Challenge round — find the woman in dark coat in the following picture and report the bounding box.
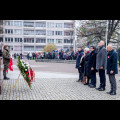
[80,48,90,84]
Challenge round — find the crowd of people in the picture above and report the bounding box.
[76,40,119,95]
[13,50,78,60]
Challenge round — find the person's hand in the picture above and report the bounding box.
[110,70,114,74]
[91,67,94,70]
[100,66,103,69]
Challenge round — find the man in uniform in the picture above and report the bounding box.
[3,45,10,80]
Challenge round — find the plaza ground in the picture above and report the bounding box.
[0,59,120,100]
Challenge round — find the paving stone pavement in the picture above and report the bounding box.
[1,59,120,100]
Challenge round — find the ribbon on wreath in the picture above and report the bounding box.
[30,66,35,82]
[26,66,35,85]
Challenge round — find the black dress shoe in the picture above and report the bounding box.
[76,80,81,82]
[110,91,116,95]
[89,84,96,88]
[106,90,113,94]
[96,86,101,90]
[84,83,89,85]
[4,77,10,80]
[98,87,105,91]
[88,83,92,86]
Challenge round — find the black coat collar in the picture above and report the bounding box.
[91,50,95,54]
[108,49,114,55]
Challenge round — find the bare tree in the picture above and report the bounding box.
[77,20,120,46]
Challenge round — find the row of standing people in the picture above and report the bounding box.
[25,51,78,60]
[76,41,118,95]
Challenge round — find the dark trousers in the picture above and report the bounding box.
[91,71,96,86]
[119,56,120,67]
[99,69,106,88]
[3,64,9,77]
[108,74,117,92]
[78,67,83,81]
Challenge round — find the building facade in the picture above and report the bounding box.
[0,20,76,55]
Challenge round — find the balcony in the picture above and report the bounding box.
[64,20,74,23]
[35,43,46,46]
[23,43,35,47]
[35,34,46,37]
[35,27,46,30]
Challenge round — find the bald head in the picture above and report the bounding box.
[98,41,105,47]
[107,44,113,52]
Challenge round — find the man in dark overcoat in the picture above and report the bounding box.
[106,45,118,95]
[76,46,84,82]
[88,46,97,88]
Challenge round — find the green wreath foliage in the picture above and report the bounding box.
[17,57,31,88]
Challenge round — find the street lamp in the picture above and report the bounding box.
[105,20,109,49]
[70,31,73,51]
[21,39,23,59]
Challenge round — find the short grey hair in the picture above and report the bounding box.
[100,40,105,45]
[107,44,113,48]
[84,48,90,51]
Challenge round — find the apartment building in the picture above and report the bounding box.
[0,20,76,55]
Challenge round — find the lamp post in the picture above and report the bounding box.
[105,20,109,49]
[74,20,77,52]
[70,31,73,51]
[21,39,23,59]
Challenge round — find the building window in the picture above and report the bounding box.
[36,46,45,51]
[55,31,63,35]
[15,38,22,42]
[5,21,13,26]
[14,21,22,26]
[47,30,54,36]
[47,22,54,28]
[24,22,34,27]
[24,30,34,35]
[5,37,13,43]
[14,29,22,35]
[8,38,10,42]
[5,29,13,34]
[64,31,73,36]
[56,39,62,44]
[8,46,13,51]
[14,46,22,51]
[24,46,34,51]
[24,38,34,43]
[0,38,3,42]
[36,38,46,43]
[47,39,54,43]
[56,23,62,28]
[36,22,46,27]
[64,23,73,28]
[64,39,73,43]
[11,38,13,42]
[35,30,46,35]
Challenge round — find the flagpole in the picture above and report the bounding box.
[106,20,108,48]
